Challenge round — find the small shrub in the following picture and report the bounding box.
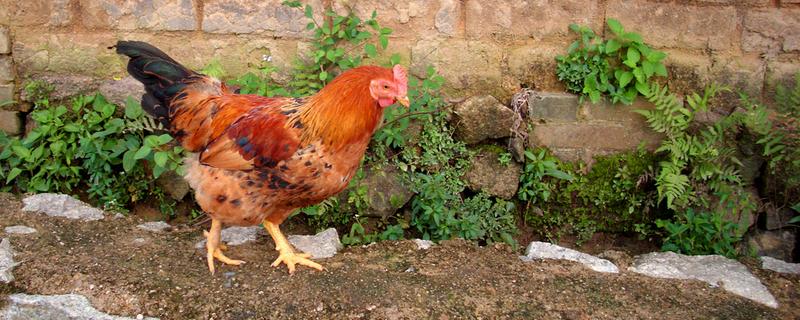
[656,208,741,258]
[556,19,667,104]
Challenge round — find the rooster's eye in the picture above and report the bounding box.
[383,85,389,89]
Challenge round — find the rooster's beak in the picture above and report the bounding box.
[397,96,410,107]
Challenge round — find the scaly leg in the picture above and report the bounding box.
[263,219,324,274]
[205,218,245,274]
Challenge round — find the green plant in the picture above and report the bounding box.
[0,89,183,212]
[656,208,741,258]
[556,19,667,104]
[518,148,573,205]
[282,0,396,96]
[498,152,512,166]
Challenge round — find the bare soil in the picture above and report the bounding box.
[0,193,797,320]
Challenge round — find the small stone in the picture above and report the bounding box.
[519,241,619,273]
[136,221,171,233]
[434,0,459,36]
[0,84,14,104]
[155,170,190,201]
[0,56,13,82]
[22,193,104,221]
[0,26,9,54]
[342,166,413,219]
[288,228,342,259]
[0,110,21,136]
[97,76,144,107]
[528,92,579,122]
[629,252,778,308]
[464,149,522,199]
[747,230,795,263]
[760,256,800,275]
[195,226,261,249]
[412,239,434,250]
[0,239,16,283]
[0,293,159,319]
[452,95,518,144]
[4,226,37,235]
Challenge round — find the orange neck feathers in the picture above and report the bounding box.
[299,66,392,149]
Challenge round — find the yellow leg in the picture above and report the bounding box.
[263,220,324,274]
[205,219,245,274]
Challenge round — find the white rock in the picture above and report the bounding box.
[0,293,158,320]
[195,226,262,249]
[519,241,619,273]
[630,252,778,308]
[0,238,15,283]
[22,193,104,221]
[136,221,171,233]
[412,239,434,250]
[4,225,37,235]
[760,256,800,275]
[288,228,342,259]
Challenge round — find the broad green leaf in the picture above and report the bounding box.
[605,39,622,53]
[6,168,21,184]
[619,71,634,88]
[627,47,640,65]
[133,145,151,160]
[154,151,168,167]
[642,60,656,77]
[607,18,624,35]
[646,51,668,62]
[364,43,377,58]
[319,71,328,81]
[654,63,668,77]
[304,4,313,18]
[122,149,136,172]
[635,81,650,95]
[623,32,643,43]
[11,146,30,159]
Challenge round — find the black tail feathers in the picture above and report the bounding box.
[113,40,196,128]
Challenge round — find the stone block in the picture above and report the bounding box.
[743,8,800,53]
[80,0,195,31]
[529,123,662,151]
[528,92,579,122]
[0,110,21,136]
[0,26,9,54]
[607,1,738,50]
[466,0,601,40]
[0,84,12,103]
[464,150,522,199]
[581,97,655,124]
[1,0,72,27]
[507,43,565,92]
[0,56,12,82]
[453,95,518,144]
[204,0,323,36]
[765,61,800,101]
[333,0,441,38]
[410,38,504,97]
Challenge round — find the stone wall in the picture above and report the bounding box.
[0,0,799,155]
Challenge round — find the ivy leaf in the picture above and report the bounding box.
[607,18,624,35]
[364,43,377,58]
[605,39,622,53]
[154,151,168,167]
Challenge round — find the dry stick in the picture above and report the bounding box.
[378,109,441,131]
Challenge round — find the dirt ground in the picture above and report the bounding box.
[0,193,797,320]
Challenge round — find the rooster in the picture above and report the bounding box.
[115,41,409,274]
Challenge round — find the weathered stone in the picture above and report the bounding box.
[1,0,72,27]
[629,252,778,308]
[287,228,342,259]
[764,204,795,230]
[507,44,565,92]
[412,239,434,250]
[0,110,21,135]
[528,92,579,122]
[581,98,656,124]
[529,123,662,151]
[333,0,434,39]
[0,84,13,103]
[155,170,190,201]
[22,193,104,221]
[434,0,460,36]
[743,8,800,53]
[97,76,145,107]
[662,50,713,97]
[81,0,195,31]
[203,0,323,36]
[452,95,517,144]
[608,1,738,51]
[0,238,15,283]
[0,26,9,54]
[760,256,800,274]
[195,226,262,249]
[717,186,759,232]
[466,0,601,40]
[136,221,171,233]
[710,55,766,99]
[11,31,124,78]
[348,166,413,219]
[410,39,505,97]
[747,230,795,262]
[464,149,522,199]
[0,56,13,82]
[4,226,36,235]
[766,61,800,99]
[0,294,157,320]
[520,241,619,273]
